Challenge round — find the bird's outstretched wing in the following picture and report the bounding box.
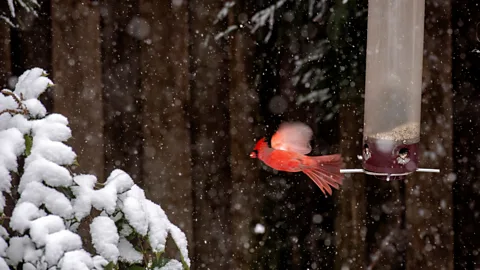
[271,122,313,154]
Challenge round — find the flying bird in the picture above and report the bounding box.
[250,122,344,195]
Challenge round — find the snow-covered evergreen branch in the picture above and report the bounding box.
[2,0,41,27]
[0,68,190,269]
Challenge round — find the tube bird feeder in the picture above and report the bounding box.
[340,0,439,180]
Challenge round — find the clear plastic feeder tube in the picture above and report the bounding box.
[362,0,425,175]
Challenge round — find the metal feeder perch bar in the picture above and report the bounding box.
[340,0,439,180]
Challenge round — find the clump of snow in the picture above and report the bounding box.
[19,181,73,218]
[92,255,109,269]
[45,230,83,265]
[90,216,119,262]
[121,185,148,235]
[169,224,190,266]
[14,68,53,100]
[20,157,73,192]
[71,170,134,220]
[118,237,143,263]
[6,236,40,265]
[0,128,25,211]
[254,223,266,234]
[23,98,46,117]
[59,250,94,270]
[10,202,45,233]
[145,200,169,252]
[160,260,183,270]
[29,215,65,246]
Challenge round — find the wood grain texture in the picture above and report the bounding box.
[406,0,454,268]
[228,1,262,268]
[52,0,104,179]
[451,0,480,268]
[101,0,143,182]
[139,0,194,254]
[0,19,10,88]
[336,98,367,270]
[188,0,233,268]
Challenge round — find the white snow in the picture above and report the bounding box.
[118,237,143,263]
[119,223,134,237]
[0,258,8,270]
[105,169,135,194]
[92,255,108,270]
[214,1,235,24]
[121,186,148,235]
[45,230,83,265]
[10,202,45,233]
[20,157,73,192]
[145,200,169,252]
[0,68,191,269]
[31,114,72,141]
[19,181,73,218]
[7,0,15,18]
[6,236,40,265]
[126,16,151,40]
[29,215,65,246]
[59,250,94,270]
[14,68,53,100]
[169,224,190,267]
[158,259,183,270]
[0,128,25,211]
[8,114,31,133]
[23,98,46,118]
[72,170,134,220]
[90,216,119,263]
[250,0,287,42]
[0,238,7,256]
[30,137,76,165]
[254,223,266,234]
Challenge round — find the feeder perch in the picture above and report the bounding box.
[340,0,439,180]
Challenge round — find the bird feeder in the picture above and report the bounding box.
[341,0,439,180]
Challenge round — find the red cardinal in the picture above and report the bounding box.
[250,122,344,195]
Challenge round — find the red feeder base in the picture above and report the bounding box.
[362,138,419,180]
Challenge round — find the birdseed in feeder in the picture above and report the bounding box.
[368,122,420,142]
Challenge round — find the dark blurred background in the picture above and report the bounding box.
[0,0,479,269]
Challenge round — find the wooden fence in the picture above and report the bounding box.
[0,0,479,269]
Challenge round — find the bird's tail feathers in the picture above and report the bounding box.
[302,154,344,196]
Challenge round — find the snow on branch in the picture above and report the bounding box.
[214,1,235,24]
[0,68,191,270]
[2,0,41,26]
[250,0,287,42]
[212,0,287,42]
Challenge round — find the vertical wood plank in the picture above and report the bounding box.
[451,0,480,268]
[101,0,143,181]
[333,2,368,268]
[139,0,193,253]
[52,0,104,180]
[228,2,261,268]
[189,0,232,268]
[335,98,367,270]
[0,20,10,88]
[365,179,405,270]
[406,0,454,268]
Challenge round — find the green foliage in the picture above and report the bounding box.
[23,134,32,156]
[105,262,116,270]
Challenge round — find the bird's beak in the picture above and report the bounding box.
[249,152,257,158]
